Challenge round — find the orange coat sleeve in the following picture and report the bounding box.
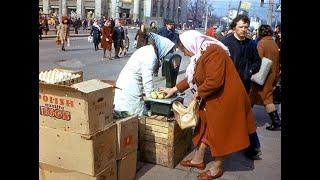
[197,50,226,99]
[176,78,190,93]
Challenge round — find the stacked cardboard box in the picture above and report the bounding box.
[39,77,117,179]
[139,115,193,168]
[115,115,139,180]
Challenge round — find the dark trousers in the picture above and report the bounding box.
[249,131,261,151]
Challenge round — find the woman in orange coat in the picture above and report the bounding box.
[249,25,281,131]
[161,30,257,179]
[101,20,114,60]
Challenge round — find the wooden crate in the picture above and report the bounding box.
[39,123,117,176]
[39,79,115,135]
[117,150,137,180]
[138,115,193,168]
[39,161,117,180]
[116,115,139,160]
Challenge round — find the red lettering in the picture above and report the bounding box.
[47,108,54,117]
[39,106,47,116]
[59,99,64,106]
[63,111,71,121]
[43,95,48,102]
[54,97,59,104]
[39,106,71,121]
[66,100,74,107]
[49,97,54,103]
[54,110,63,119]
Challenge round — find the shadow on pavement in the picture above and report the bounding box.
[135,163,156,179]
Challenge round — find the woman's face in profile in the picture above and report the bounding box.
[178,43,194,57]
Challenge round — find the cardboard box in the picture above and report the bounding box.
[39,161,117,180]
[39,123,117,176]
[39,79,115,135]
[117,150,137,180]
[116,115,139,159]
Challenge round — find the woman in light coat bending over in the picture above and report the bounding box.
[113,33,175,116]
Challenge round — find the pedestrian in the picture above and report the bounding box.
[101,20,114,60]
[73,17,81,34]
[134,24,148,49]
[249,25,281,131]
[119,20,129,56]
[149,21,158,33]
[206,24,217,38]
[158,19,175,42]
[221,14,262,159]
[39,20,44,40]
[160,30,257,179]
[112,20,125,58]
[56,16,70,51]
[90,20,101,51]
[113,33,174,116]
[156,19,176,77]
[274,25,281,50]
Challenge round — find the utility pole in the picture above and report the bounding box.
[267,0,274,26]
[236,1,242,16]
[205,0,208,32]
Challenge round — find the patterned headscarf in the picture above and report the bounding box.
[149,32,175,59]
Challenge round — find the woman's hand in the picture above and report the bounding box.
[160,86,178,98]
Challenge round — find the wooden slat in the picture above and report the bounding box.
[145,118,169,128]
[145,130,168,139]
[145,124,169,133]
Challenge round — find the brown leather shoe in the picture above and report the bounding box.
[180,160,205,170]
[197,170,223,180]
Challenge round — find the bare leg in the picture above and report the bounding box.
[208,157,224,176]
[191,142,207,164]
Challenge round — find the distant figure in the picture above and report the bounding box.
[101,20,114,60]
[134,24,148,49]
[90,20,101,51]
[206,25,217,38]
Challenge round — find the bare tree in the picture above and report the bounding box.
[187,0,215,28]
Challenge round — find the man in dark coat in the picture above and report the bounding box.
[155,19,176,77]
[221,15,262,160]
[113,20,125,58]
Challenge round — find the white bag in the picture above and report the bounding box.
[87,36,93,43]
[251,57,273,85]
[172,96,199,130]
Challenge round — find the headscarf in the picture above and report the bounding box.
[179,30,230,87]
[149,32,175,59]
[93,21,101,30]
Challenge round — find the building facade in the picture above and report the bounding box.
[39,0,187,26]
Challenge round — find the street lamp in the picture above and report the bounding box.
[178,6,181,24]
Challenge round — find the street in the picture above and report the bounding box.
[39,30,281,179]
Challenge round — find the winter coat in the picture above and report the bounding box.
[249,36,280,105]
[176,44,256,157]
[100,26,114,50]
[222,34,261,92]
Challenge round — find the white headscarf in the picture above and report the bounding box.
[179,30,230,87]
[149,32,175,59]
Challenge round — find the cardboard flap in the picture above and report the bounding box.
[71,79,114,93]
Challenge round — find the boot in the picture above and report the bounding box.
[266,111,281,131]
[61,44,65,51]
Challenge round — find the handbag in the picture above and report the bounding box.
[172,95,199,130]
[251,57,273,85]
[87,35,93,43]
